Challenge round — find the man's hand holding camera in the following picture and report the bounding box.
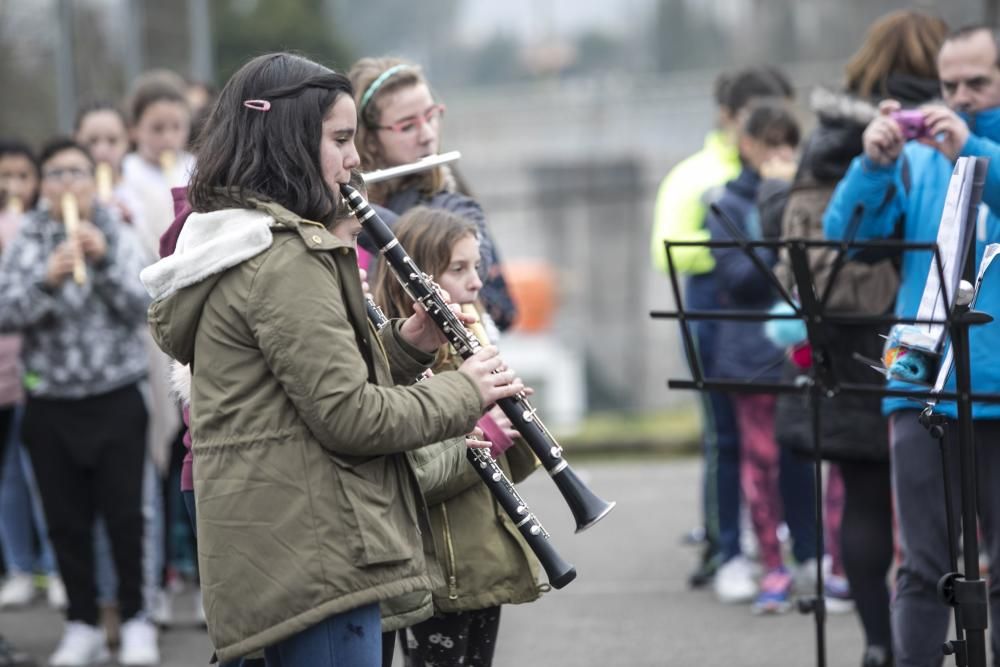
[863,100,906,166]
[917,105,970,161]
[864,98,972,166]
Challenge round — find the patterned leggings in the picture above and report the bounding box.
[403,606,501,667]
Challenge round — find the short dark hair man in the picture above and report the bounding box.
[825,26,1000,666]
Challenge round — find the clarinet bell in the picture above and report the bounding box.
[553,466,616,533]
[529,531,576,589]
[543,552,577,590]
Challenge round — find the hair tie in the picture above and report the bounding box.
[360,65,410,113]
[243,99,271,112]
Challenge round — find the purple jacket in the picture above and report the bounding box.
[161,187,195,492]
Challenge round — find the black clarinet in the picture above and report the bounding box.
[365,296,576,589]
[344,183,616,532]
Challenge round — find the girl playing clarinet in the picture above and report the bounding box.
[374,206,542,667]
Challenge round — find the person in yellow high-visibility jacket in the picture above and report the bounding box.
[651,67,795,276]
[650,127,740,276]
[652,66,794,597]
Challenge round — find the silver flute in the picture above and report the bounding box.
[360,151,462,185]
[364,296,576,589]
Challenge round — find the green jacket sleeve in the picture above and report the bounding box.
[406,438,482,506]
[247,245,482,457]
[380,320,437,385]
[650,134,740,276]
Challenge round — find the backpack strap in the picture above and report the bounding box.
[901,154,912,196]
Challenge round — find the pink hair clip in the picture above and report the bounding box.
[243,99,271,112]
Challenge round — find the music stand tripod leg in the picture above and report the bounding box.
[918,406,968,666]
[940,305,991,667]
[918,295,992,667]
[786,241,829,667]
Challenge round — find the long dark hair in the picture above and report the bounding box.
[189,53,353,224]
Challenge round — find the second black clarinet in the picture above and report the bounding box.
[344,183,615,532]
[365,297,576,589]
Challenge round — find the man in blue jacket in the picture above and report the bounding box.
[824,25,1000,667]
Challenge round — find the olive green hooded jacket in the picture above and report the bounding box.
[141,200,482,662]
[409,430,542,614]
[404,350,543,616]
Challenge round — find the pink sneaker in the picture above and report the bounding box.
[752,567,793,615]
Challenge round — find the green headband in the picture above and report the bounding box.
[360,64,411,113]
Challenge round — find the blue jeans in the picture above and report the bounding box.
[686,274,742,564]
[703,390,741,563]
[264,603,381,667]
[0,408,57,575]
[779,447,818,565]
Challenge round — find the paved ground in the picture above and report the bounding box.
[1,458,882,666]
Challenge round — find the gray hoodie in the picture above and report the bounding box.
[0,204,150,399]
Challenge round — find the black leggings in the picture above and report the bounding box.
[22,385,148,625]
[403,607,501,667]
[839,460,894,652]
[0,406,12,579]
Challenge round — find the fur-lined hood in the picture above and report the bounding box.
[796,89,875,185]
[139,208,274,303]
[809,87,878,126]
[140,207,277,406]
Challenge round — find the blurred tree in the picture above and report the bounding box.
[143,0,191,75]
[652,0,728,72]
[469,32,524,85]
[74,3,127,109]
[333,0,461,77]
[573,30,624,74]
[0,2,57,145]
[987,0,1000,26]
[211,0,353,82]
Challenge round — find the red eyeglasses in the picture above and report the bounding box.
[375,104,446,134]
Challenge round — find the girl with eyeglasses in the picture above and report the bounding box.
[349,58,518,334]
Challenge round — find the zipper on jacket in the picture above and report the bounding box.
[440,503,458,600]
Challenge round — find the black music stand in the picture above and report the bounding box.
[650,163,999,667]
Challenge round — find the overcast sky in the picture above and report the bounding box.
[453,0,656,45]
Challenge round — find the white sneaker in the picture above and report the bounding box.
[118,617,159,666]
[794,557,819,594]
[193,588,206,625]
[47,575,68,610]
[0,572,36,607]
[714,555,759,604]
[149,589,172,627]
[49,621,110,666]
